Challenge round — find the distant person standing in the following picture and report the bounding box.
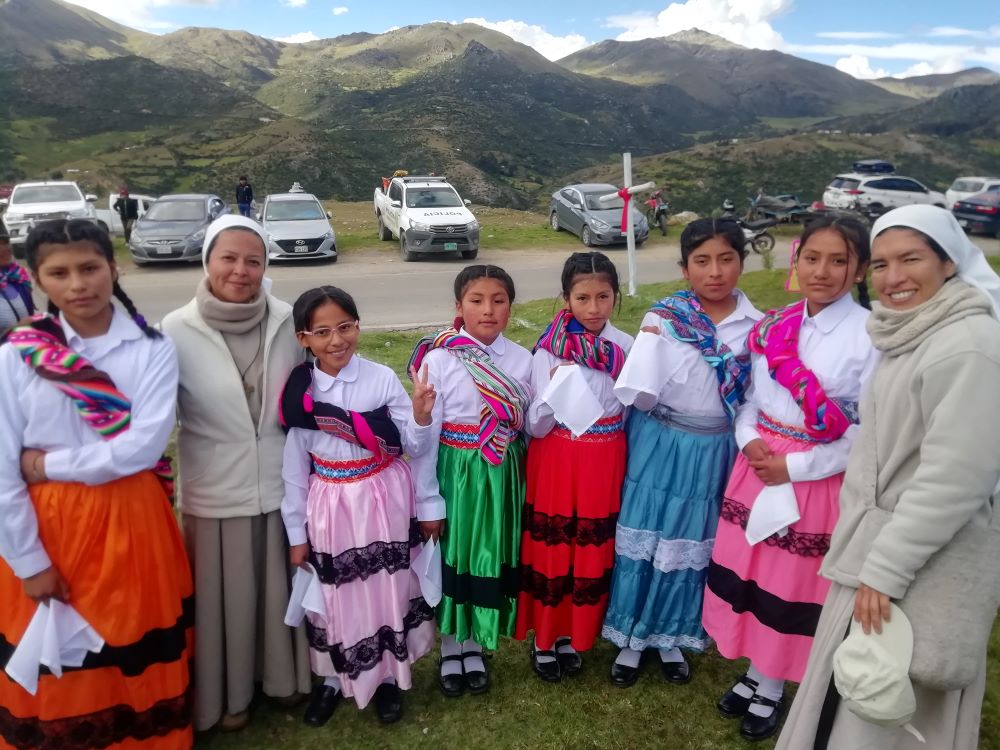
[0,219,35,331]
[113,188,139,243]
[236,175,254,217]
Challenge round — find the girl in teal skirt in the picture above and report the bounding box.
[408,265,533,697]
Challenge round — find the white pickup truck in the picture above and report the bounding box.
[0,181,98,257]
[95,193,156,235]
[373,175,480,262]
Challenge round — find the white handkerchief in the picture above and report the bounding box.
[284,564,327,628]
[745,483,800,545]
[5,601,104,695]
[613,330,664,406]
[413,539,442,607]
[541,364,604,438]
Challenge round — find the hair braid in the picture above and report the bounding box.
[856,278,872,310]
[113,280,161,338]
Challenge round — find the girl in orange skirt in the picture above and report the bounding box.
[515,252,632,681]
[0,220,193,750]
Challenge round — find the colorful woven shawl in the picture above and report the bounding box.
[279,362,402,460]
[748,299,853,442]
[648,290,751,422]
[408,326,529,466]
[3,314,175,500]
[533,309,626,378]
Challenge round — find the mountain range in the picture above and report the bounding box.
[1,0,998,210]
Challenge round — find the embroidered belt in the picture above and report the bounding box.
[552,414,624,443]
[311,454,390,483]
[756,412,822,444]
[440,422,480,450]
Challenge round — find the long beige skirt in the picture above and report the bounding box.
[184,511,312,732]
[777,581,986,750]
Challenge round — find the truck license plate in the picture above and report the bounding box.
[444,242,458,251]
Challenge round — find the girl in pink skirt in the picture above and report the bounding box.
[280,286,437,727]
[702,217,879,742]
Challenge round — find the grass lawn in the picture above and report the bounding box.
[197,265,1000,750]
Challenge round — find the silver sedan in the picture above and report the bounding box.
[549,183,649,247]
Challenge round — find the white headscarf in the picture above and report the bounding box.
[872,204,1000,320]
[201,214,269,273]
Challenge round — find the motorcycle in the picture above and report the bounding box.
[747,188,810,223]
[644,190,670,236]
[738,216,777,254]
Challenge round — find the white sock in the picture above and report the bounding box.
[746,664,784,717]
[440,634,463,677]
[461,639,485,673]
[658,646,684,664]
[322,676,342,692]
[533,637,557,664]
[554,637,577,656]
[614,647,641,668]
[731,668,758,700]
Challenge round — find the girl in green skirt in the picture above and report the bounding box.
[408,265,533,697]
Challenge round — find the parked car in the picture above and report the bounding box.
[822,173,946,212]
[95,193,156,235]
[260,192,337,262]
[549,183,649,247]
[374,175,479,262]
[128,194,227,265]
[952,189,1000,238]
[946,176,1000,210]
[0,181,98,257]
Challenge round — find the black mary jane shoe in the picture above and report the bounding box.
[303,684,342,727]
[609,659,640,688]
[462,651,490,695]
[739,694,786,742]
[438,655,466,698]
[717,675,759,719]
[659,655,692,685]
[373,682,404,725]
[554,637,583,677]
[530,644,562,683]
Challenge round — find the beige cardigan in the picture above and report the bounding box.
[822,282,1000,599]
[162,294,304,519]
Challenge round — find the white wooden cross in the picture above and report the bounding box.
[599,152,655,296]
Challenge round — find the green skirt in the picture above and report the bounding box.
[437,437,525,649]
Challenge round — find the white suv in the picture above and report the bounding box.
[823,173,946,212]
[0,181,98,256]
[946,176,1000,209]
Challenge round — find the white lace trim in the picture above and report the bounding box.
[614,526,659,561]
[652,538,714,574]
[601,624,711,652]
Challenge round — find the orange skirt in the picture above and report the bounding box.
[0,472,194,750]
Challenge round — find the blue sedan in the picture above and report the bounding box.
[549,183,649,247]
[953,187,1000,239]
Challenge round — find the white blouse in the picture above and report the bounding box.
[409,330,533,522]
[734,293,879,482]
[615,290,763,417]
[281,356,432,546]
[526,321,634,438]
[0,308,178,579]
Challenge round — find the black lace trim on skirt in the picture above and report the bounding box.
[519,566,613,607]
[310,520,421,587]
[720,498,831,558]
[522,506,618,547]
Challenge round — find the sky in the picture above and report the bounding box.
[64,0,1000,79]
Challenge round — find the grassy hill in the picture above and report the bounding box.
[872,67,1000,99]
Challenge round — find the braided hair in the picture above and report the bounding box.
[25,219,161,338]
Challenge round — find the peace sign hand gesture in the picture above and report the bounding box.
[410,364,436,426]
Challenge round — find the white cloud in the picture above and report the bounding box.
[606,0,793,50]
[787,42,1000,69]
[462,18,590,61]
[275,31,320,43]
[62,0,217,33]
[834,54,889,79]
[927,26,1000,40]
[332,6,349,15]
[279,0,307,6]
[894,56,967,78]
[817,31,901,41]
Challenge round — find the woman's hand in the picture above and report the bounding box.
[854,584,892,635]
[410,364,436,427]
[20,449,47,485]
[749,453,790,486]
[23,566,70,604]
[742,439,771,463]
[289,543,310,569]
[420,520,444,543]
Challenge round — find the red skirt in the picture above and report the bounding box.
[515,416,626,651]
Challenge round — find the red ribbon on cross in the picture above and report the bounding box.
[617,187,631,232]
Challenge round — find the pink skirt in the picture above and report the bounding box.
[702,415,842,683]
[305,454,435,709]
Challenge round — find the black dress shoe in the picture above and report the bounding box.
[530,645,562,683]
[554,637,583,676]
[462,651,490,695]
[609,660,640,688]
[740,694,786,742]
[717,675,759,718]
[303,684,342,727]
[438,655,465,698]
[373,682,403,725]
[659,655,692,684]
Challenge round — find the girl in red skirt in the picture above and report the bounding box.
[515,252,632,682]
[0,220,192,750]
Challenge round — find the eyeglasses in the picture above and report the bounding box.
[299,321,359,339]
